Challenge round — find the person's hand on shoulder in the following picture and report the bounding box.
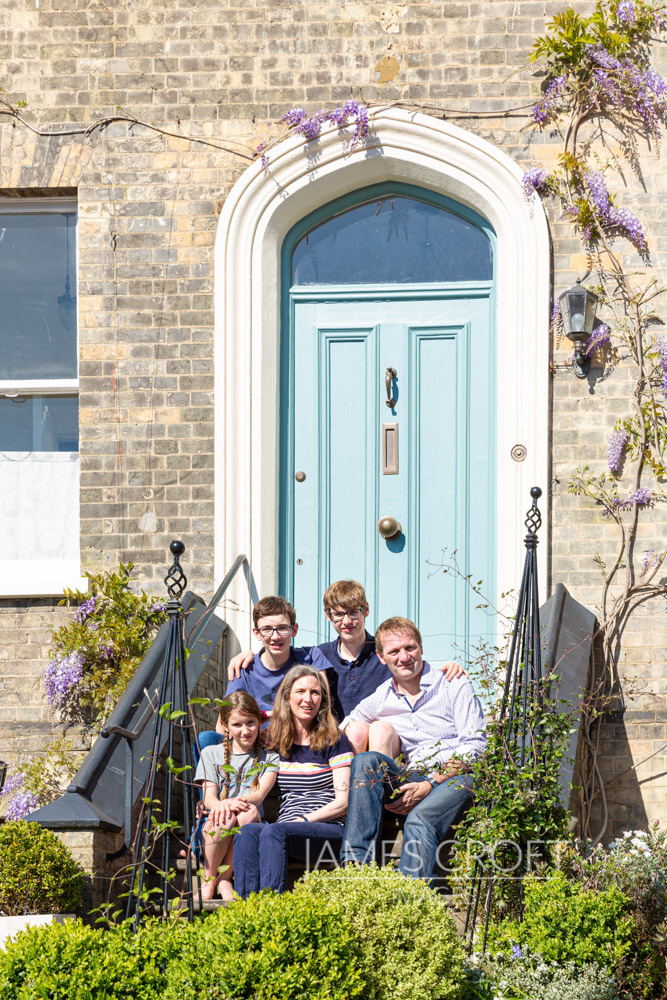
[227,650,254,681]
[440,661,468,681]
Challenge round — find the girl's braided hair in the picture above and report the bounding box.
[217,690,264,800]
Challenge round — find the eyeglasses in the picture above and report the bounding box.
[329,608,364,623]
[256,625,293,639]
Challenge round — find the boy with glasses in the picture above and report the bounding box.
[224,595,327,715]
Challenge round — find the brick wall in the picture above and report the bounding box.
[0,0,665,837]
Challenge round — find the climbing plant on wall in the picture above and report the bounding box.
[519,0,667,839]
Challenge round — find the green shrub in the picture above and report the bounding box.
[560,828,667,996]
[162,891,367,1000]
[292,863,465,1000]
[0,821,85,916]
[0,918,183,1000]
[485,871,633,970]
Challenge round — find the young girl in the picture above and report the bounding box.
[194,691,278,900]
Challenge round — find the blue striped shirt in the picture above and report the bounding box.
[341,664,485,771]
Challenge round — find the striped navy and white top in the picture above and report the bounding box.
[276,733,354,825]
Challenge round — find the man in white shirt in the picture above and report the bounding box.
[340,616,486,883]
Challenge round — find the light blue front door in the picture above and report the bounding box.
[280,186,495,665]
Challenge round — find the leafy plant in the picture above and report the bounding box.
[0,738,82,821]
[462,952,621,1000]
[162,890,367,1000]
[450,684,573,917]
[0,821,85,915]
[46,563,167,722]
[292,863,465,1000]
[561,827,667,995]
[485,871,633,971]
[0,918,182,1000]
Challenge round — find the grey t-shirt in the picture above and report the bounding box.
[195,743,279,815]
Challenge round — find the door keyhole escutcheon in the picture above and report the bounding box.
[377,515,402,540]
[385,366,397,408]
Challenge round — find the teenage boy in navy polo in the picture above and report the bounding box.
[227,580,465,752]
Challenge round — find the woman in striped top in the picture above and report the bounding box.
[233,664,353,897]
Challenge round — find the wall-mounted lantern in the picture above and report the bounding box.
[558,278,599,378]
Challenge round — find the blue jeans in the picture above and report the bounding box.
[233,820,344,898]
[340,751,473,883]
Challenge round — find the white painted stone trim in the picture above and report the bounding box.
[0,914,75,951]
[214,108,550,647]
[0,560,88,598]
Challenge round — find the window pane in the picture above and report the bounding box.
[0,211,77,379]
[291,196,493,285]
[0,395,79,452]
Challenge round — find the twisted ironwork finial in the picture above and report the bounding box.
[164,540,187,600]
[524,486,542,548]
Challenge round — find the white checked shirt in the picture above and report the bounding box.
[341,664,486,771]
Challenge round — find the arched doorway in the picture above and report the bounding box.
[280,183,496,663]
[214,109,549,650]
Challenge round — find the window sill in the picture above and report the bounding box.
[0,560,88,598]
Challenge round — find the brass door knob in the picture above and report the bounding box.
[377,516,402,540]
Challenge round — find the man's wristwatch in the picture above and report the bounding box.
[425,776,439,790]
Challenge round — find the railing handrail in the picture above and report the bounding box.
[186,553,249,650]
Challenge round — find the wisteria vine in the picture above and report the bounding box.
[524,0,667,842]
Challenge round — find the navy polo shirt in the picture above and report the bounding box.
[317,631,391,721]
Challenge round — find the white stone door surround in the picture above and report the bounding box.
[214,108,550,647]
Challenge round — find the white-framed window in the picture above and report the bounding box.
[0,197,86,596]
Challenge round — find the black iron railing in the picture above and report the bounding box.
[464,486,544,951]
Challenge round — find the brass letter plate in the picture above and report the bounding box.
[383,423,399,475]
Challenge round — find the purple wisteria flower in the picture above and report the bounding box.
[150,600,167,614]
[623,487,652,508]
[585,170,611,219]
[584,170,647,249]
[608,429,629,472]
[44,651,85,706]
[617,1,635,24]
[609,206,647,249]
[280,107,306,127]
[593,67,624,107]
[1,773,39,821]
[279,100,369,150]
[522,167,548,197]
[584,323,611,356]
[255,141,269,172]
[532,74,567,124]
[585,44,667,141]
[98,644,115,660]
[654,336,667,396]
[641,549,660,574]
[75,594,98,622]
[603,487,653,514]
